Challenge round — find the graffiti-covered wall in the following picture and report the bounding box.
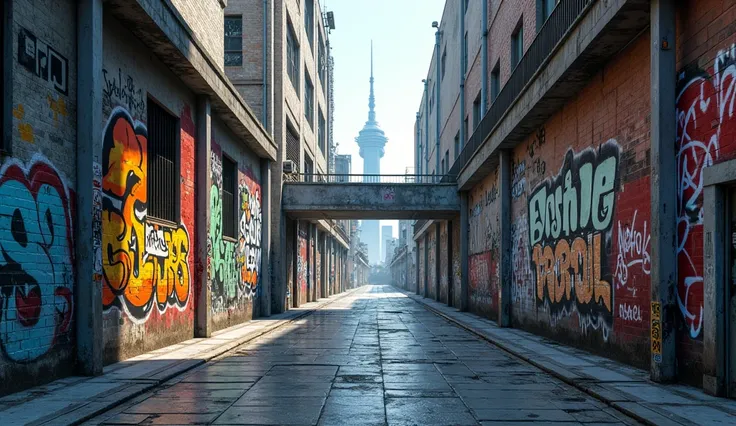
[209,117,262,330]
[297,225,309,305]
[101,16,196,363]
[503,35,652,367]
[418,237,425,295]
[439,222,449,304]
[427,229,437,300]
[1,0,78,395]
[468,171,500,319]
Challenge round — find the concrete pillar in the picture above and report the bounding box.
[292,220,300,308]
[447,220,453,306]
[435,223,441,301]
[195,96,212,336]
[650,0,677,383]
[415,246,420,295]
[498,151,511,327]
[460,192,469,311]
[423,233,429,298]
[259,158,271,317]
[75,0,103,376]
[311,224,317,302]
[321,234,327,298]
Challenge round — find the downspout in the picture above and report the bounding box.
[424,79,429,180]
[434,27,441,180]
[459,0,466,160]
[262,0,268,130]
[480,0,488,112]
[415,112,421,174]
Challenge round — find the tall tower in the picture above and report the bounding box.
[356,42,388,265]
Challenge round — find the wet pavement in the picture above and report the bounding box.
[87,285,641,425]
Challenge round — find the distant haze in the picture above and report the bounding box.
[326,0,446,237]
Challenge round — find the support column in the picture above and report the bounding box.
[498,150,511,327]
[435,223,441,301]
[321,234,327,298]
[415,246,421,295]
[650,0,677,383]
[292,220,299,308]
[75,0,103,376]
[195,96,212,335]
[423,233,429,298]
[447,220,453,306]
[259,158,271,317]
[460,192,469,312]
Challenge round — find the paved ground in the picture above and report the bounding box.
[86,286,640,426]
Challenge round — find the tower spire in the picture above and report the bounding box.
[368,41,376,123]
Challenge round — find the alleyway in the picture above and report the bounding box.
[86,286,640,426]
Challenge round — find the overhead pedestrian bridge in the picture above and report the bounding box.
[282,174,460,220]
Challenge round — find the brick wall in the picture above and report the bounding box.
[209,117,263,331]
[170,0,225,71]
[439,221,449,304]
[0,0,77,395]
[468,170,500,320]
[101,15,197,363]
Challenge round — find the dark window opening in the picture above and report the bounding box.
[430,84,435,113]
[305,73,314,127]
[444,150,449,174]
[441,48,446,80]
[473,93,481,129]
[454,132,460,160]
[464,117,469,143]
[463,32,468,73]
[491,61,501,103]
[224,16,243,66]
[318,108,326,155]
[537,0,559,30]
[287,21,300,94]
[511,19,524,70]
[286,121,300,173]
[304,0,314,50]
[147,99,179,224]
[304,154,314,182]
[222,155,237,239]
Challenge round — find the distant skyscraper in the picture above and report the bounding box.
[356,42,387,264]
[381,225,393,263]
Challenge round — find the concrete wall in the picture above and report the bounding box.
[209,117,263,331]
[101,13,197,363]
[0,0,78,395]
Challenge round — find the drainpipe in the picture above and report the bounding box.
[434,24,441,181]
[415,112,421,175]
[481,0,488,112]
[424,79,429,180]
[459,0,466,160]
[262,0,268,130]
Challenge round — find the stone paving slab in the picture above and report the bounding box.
[0,290,358,426]
[403,288,736,426]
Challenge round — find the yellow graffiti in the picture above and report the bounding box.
[48,95,67,125]
[13,104,34,143]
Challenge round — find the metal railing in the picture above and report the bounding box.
[285,173,457,184]
[447,0,594,179]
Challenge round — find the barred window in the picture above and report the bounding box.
[147,99,179,223]
[304,0,314,50]
[224,16,243,66]
[221,155,237,239]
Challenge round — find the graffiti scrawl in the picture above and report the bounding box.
[0,155,74,362]
[101,107,191,323]
[528,140,620,339]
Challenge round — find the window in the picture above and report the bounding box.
[430,84,435,113]
[318,32,326,89]
[511,20,524,70]
[304,0,314,50]
[224,16,243,66]
[147,99,179,223]
[491,61,500,103]
[286,121,300,173]
[287,21,300,93]
[538,0,559,29]
[463,32,468,73]
[441,48,446,80]
[444,150,449,174]
[454,132,460,160]
[464,0,469,14]
[304,154,314,182]
[318,108,326,155]
[440,158,445,175]
[473,94,481,128]
[222,155,237,238]
[464,117,469,142]
[305,73,314,127]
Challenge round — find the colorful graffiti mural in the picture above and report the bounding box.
[0,155,74,362]
[675,44,736,338]
[209,144,263,313]
[527,140,619,338]
[101,107,191,323]
[298,229,308,298]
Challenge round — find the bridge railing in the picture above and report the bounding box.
[285,174,457,184]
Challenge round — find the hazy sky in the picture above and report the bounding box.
[324,0,446,237]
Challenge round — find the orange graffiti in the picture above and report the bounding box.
[101,107,190,321]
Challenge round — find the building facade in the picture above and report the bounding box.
[407,0,736,396]
[225,0,350,311]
